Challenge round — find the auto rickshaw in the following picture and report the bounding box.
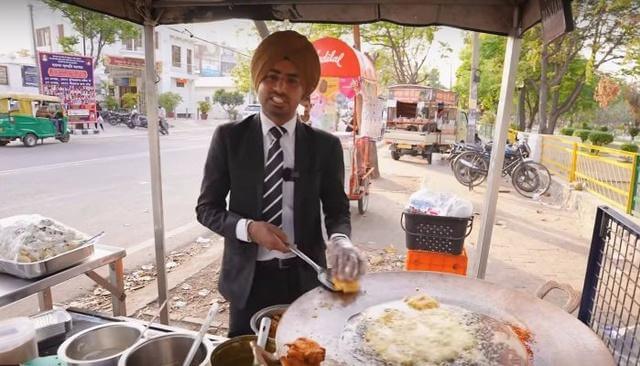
[0,93,70,147]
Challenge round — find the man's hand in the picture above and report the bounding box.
[248,221,290,253]
[327,236,367,281]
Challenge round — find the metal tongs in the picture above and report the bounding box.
[82,231,105,245]
[287,244,338,292]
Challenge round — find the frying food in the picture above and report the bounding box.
[331,277,360,293]
[268,313,281,339]
[280,337,326,366]
[405,294,439,310]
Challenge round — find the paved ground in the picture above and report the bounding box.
[0,123,592,318]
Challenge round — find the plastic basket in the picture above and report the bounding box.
[405,249,468,275]
[401,210,473,254]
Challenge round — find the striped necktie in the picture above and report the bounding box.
[262,126,287,227]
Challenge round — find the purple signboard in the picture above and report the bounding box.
[38,52,96,123]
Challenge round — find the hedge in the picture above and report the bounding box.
[560,127,575,136]
[621,143,639,153]
[573,129,592,142]
[587,131,614,146]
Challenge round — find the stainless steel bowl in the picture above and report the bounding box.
[249,304,288,336]
[118,333,213,366]
[58,322,144,366]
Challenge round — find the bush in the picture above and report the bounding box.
[598,126,609,132]
[158,92,183,113]
[197,100,211,114]
[629,127,640,140]
[121,93,138,109]
[213,89,245,120]
[580,122,592,130]
[560,127,575,136]
[587,131,614,146]
[621,143,639,153]
[104,95,118,110]
[573,129,592,142]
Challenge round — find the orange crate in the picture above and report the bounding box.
[405,249,467,275]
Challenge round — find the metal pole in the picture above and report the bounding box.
[143,23,169,324]
[467,32,480,143]
[28,4,40,83]
[353,25,361,50]
[473,29,522,279]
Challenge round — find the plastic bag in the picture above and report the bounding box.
[0,215,88,263]
[407,189,473,218]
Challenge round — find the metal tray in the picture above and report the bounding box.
[0,243,95,279]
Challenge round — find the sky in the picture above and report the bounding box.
[0,0,465,88]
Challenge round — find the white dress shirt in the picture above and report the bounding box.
[236,112,297,261]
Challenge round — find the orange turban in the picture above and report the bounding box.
[251,30,321,98]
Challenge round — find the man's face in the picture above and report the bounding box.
[257,59,305,125]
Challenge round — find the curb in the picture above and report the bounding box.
[70,129,101,135]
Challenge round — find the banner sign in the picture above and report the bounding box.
[21,65,39,87]
[38,52,96,123]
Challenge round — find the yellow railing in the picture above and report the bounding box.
[541,135,639,213]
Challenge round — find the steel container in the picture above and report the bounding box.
[118,333,213,366]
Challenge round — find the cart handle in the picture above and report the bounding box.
[400,212,474,241]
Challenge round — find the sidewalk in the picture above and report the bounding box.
[69,118,227,139]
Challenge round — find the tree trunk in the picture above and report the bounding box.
[518,86,526,131]
[254,21,270,39]
[538,43,549,134]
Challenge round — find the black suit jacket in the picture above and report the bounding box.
[196,114,351,306]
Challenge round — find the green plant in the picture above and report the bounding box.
[121,93,138,109]
[198,100,211,114]
[104,95,118,110]
[587,131,614,146]
[560,127,575,136]
[573,129,592,142]
[213,89,245,120]
[598,126,609,132]
[621,143,639,153]
[158,92,183,113]
[629,127,640,140]
[580,122,592,130]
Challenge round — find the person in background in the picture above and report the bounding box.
[299,97,312,125]
[95,103,104,131]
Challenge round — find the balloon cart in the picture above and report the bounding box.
[310,37,383,214]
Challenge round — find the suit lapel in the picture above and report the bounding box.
[294,121,311,241]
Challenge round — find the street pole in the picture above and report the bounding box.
[143,22,169,325]
[353,25,361,50]
[473,16,523,279]
[467,32,480,143]
[28,4,40,85]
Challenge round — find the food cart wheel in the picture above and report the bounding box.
[58,133,70,143]
[357,177,370,214]
[0,139,9,146]
[391,150,401,160]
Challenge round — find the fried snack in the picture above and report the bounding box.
[332,277,360,293]
[404,294,439,310]
[268,314,281,339]
[280,337,326,366]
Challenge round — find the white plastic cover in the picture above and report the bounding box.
[0,214,88,263]
[407,189,473,218]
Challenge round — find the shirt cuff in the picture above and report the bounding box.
[235,218,253,243]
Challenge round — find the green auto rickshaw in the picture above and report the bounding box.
[0,93,71,147]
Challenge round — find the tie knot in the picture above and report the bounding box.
[269,126,286,140]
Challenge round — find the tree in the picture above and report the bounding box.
[425,68,443,89]
[121,93,138,109]
[231,57,252,94]
[361,23,437,84]
[158,92,183,114]
[213,89,244,120]
[595,77,620,109]
[43,0,139,69]
[535,1,640,134]
[58,36,79,54]
[623,84,640,127]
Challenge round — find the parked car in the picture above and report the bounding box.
[241,104,261,120]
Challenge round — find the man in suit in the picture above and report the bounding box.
[196,30,366,337]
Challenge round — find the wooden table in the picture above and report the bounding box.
[0,245,127,316]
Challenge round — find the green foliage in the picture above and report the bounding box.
[58,36,79,53]
[587,131,614,146]
[479,110,496,125]
[425,68,443,89]
[621,143,639,153]
[598,126,609,132]
[231,57,252,94]
[158,92,183,113]
[121,93,138,109]
[560,127,575,136]
[213,89,244,120]
[580,122,592,130]
[43,0,139,69]
[104,95,118,110]
[629,127,640,140]
[198,100,211,114]
[573,129,592,142]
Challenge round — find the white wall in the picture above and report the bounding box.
[0,62,39,94]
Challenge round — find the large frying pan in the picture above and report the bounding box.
[276,272,614,365]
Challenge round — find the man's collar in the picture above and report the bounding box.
[260,111,296,137]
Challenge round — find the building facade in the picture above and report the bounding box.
[23,1,239,119]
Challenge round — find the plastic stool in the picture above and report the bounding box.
[405,249,468,275]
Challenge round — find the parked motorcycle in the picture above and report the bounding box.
[159,117,169,135]
[127,110,148,129]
